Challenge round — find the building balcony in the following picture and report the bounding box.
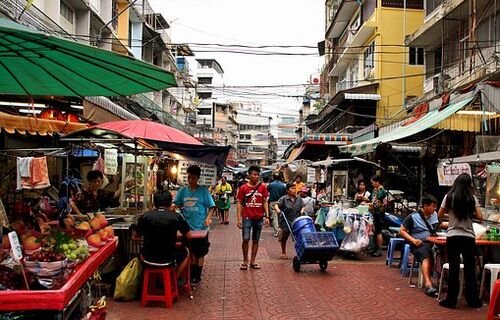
[406,0,469,47]
[329,21,376,77]
[336,80,359,92]
[325,0,359,39]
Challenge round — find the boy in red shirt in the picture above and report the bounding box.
[237,165,269,270]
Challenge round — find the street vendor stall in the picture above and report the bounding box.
[0,238,117,316]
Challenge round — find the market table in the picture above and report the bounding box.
[426,236,500,285]
[0,237,118,312]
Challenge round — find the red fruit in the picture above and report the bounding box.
[22,235,41,251]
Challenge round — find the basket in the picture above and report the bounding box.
[295,232,339,262]
[24,259,67,276]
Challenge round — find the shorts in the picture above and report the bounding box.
[277,229,290,241]
[190,234,210,258]
[411,242,434,262]
[242,217,264,241]
[372,211,384,235]
[141,247,188,266]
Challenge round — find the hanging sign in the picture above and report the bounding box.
[437,163,472,186]
[319,168,326,183]
[104,149,118,175]
[8,231,22,262]
[307,167,316,183]
[177,161,217,186]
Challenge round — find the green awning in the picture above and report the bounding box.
[0,18,176,97]
[340,95,476,156]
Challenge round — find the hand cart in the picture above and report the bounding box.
[282,212,339,272]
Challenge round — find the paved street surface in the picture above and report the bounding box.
[107,207,487,320]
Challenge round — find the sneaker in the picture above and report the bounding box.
[370,250,382,257]
[424,286,438,298]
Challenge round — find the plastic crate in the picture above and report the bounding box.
[295,232,339,262]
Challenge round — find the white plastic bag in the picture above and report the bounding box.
[325,206,339,228]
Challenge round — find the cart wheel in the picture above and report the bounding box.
[293,256,301,272]
[319,260,328,272]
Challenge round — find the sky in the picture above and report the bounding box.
[148,0,325,122]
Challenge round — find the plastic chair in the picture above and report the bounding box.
[487,280,500,320]
[437,263,464,301]
[408,259,423,288]
[386,238,405,268]
[141,263,179,308]
[400,244,419,277]
[481,264,500,300]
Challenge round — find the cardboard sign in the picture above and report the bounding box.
[437,163,472,186]
[8,231,22,262]
[104,149,118,175]
[177,161,217,186]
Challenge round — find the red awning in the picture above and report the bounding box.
[91,120,202,145]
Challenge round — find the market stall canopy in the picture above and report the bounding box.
[311,156,381,168]
[340,95,476,156]
[0,111,86,135]
[0,18,176,97]
[439,151,500,164]
[90,120,202,145]
[62,120,230,169]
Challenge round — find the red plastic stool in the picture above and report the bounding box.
[141,266,179,308]
[488,279,500,320]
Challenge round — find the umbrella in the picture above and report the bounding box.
[73,120,202,145]
[0,18,176,97]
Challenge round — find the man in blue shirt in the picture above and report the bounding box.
[267,174,286,237]
[400,194,443,298]
[174,165,215,284]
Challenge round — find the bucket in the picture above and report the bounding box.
[292,216,315,239]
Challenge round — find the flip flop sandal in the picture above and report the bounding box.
[240,263,248,270]
[280,255,288,259]
[249,264,261,269]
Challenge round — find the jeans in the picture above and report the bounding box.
[242,218,264,241]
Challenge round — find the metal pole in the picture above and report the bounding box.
[120,153,126,209]
[402,0,407,109]
[134,142,138,212]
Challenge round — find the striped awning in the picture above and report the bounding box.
[340,95,476,156]
[302,133,351,145]
[344,93,381,100]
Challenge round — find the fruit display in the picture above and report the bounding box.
[59,239,89,262]
[0,265,22,290]
[25,251,66,263]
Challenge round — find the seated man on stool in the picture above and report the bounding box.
[400,194,444,298]
[134,189,190,281]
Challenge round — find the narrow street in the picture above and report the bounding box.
[107,206,487,320]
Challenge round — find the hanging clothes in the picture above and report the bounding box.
[16,156,33,190]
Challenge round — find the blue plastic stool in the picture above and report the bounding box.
[400,244,419,277]
[386,238,406,268]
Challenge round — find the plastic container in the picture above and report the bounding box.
[294,232,339,262]
[292,216,315,239]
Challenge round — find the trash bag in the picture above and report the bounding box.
[114,257,142,301]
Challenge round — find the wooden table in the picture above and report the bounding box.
[426,236,500,247]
